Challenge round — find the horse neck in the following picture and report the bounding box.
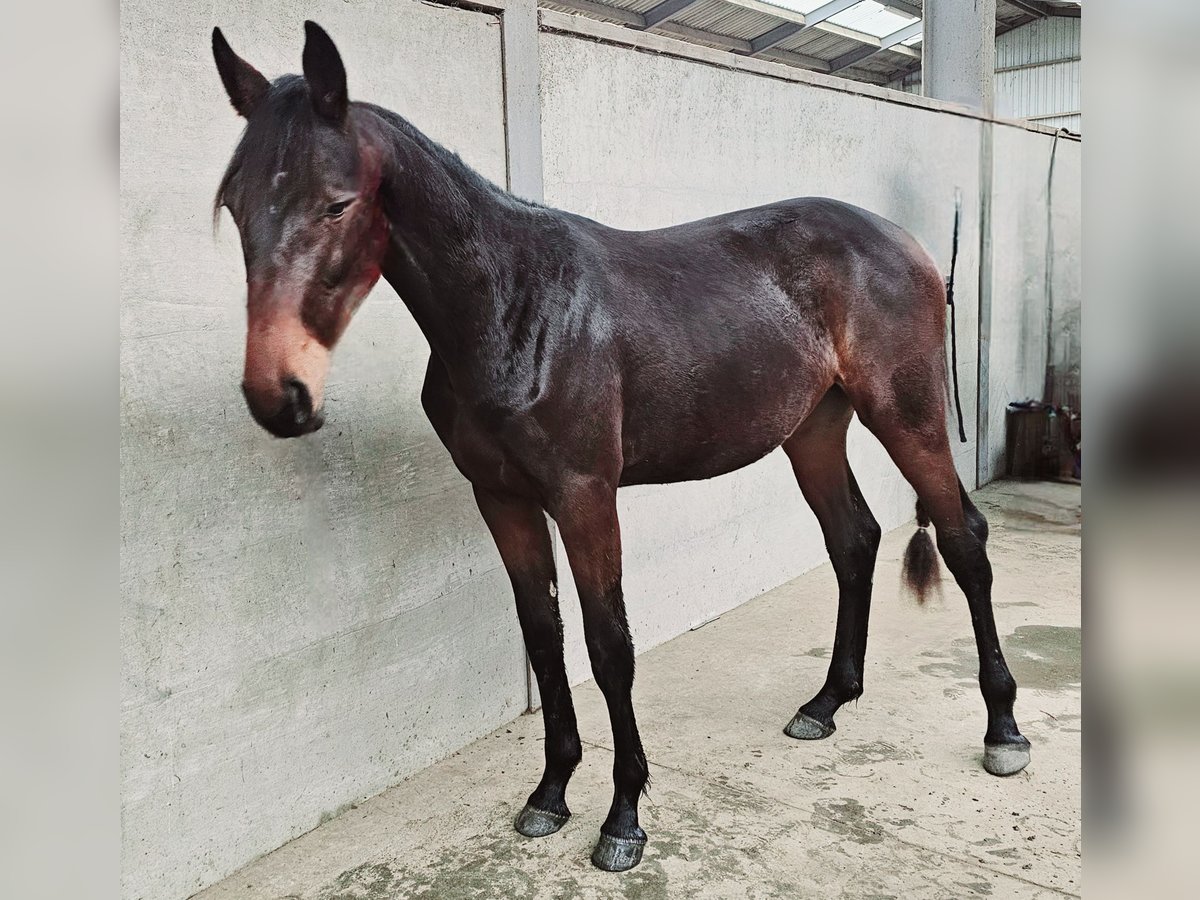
[362,105,537,375]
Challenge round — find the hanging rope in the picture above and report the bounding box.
[1041,128,1066,406]
[947,188,968,443]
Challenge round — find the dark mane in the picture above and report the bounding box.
[213,75,318,229]
[358,102,544,213]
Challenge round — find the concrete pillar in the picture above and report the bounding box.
[500,0,545,204]
[923,0,996,114]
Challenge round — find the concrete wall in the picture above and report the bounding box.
[984,126,1081,480]
[538,30,984,684]
[119,3,522,899]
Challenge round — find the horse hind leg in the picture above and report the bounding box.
[781,387,882,740]
[847,360,1031,776]
[904,478,988,604]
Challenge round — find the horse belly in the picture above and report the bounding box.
[618,365,827,486]
[619,431,785,485]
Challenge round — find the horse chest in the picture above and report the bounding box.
[445,401,550,496]
[422,359,563,496]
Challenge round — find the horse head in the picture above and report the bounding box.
[212,21,387,437]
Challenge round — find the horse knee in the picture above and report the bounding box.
[941,534,996,602]
[959,484,989,545]
[981,667,1017,706]
[936,522,985,565]
[829,514,881,585]
[549,729,583,771]
[583,615,635,691]
[965,506,989,546]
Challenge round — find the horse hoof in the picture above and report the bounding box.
[983,738,1031,776]
[784,711,835,741]
[514,803,569,838]
[590,831,646,872]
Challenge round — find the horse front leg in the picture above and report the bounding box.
[473,486,582,837]
[552,476,649,872]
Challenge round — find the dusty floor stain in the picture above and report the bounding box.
[839,740,918,767]
[977,490,1081,534]
[919,625,1080,693]
[314,829,553,900]
[811,798,885,845]
[1003,625,1081,691]
[315,862,395,900]
[955,878,994,895]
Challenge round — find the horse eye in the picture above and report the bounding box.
[325,200,352,219]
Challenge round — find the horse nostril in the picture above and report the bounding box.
[282,377,313,426]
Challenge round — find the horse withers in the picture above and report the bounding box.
[211,21,1030,872]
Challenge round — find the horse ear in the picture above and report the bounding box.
[302,21,348,124]
[212,28,269,118]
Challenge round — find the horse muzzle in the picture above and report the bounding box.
[242,376,325,438]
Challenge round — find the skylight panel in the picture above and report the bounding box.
[829,1,917,40]
[752,0,834,16]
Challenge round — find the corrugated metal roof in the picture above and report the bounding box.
[779,27,852,56]
[541,0,636,26]
[674,3,784,41]
[539,0,1080,86]
[599,0,663,13]
[751,0,827,13]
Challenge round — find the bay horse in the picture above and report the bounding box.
[211,21,1030,872]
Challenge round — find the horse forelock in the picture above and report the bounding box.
[213,75,321,231]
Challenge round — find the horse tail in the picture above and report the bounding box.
[902,500,939,604]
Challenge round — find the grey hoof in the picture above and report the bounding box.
[983,739,1031,776]
[784,711,835,741]
[591,831,646,872]
[514,803,569,838]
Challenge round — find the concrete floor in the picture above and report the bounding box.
[196,480,1081,900]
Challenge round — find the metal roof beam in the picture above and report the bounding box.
[641,0,707,29]
[877,0,921,17]
[550,0,646,27]
[817,21,919,58]
[829,19,922,72]
[655,22,753,53]
[747,0,864,57]
[747,22,805,56]
[757,46,834,72]
[888,58,923,84]
[722,0,806,26]
[1005,0,1080,18]
[1004,0,1048,16]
